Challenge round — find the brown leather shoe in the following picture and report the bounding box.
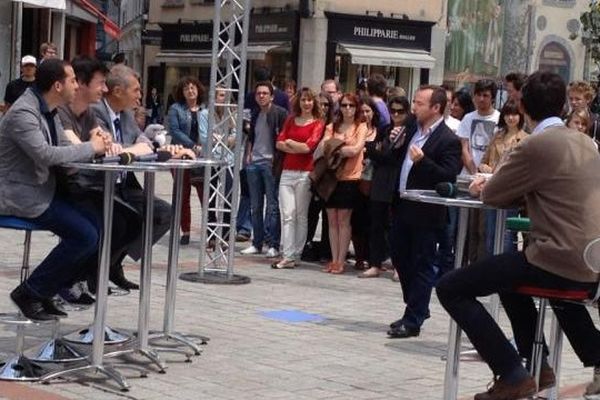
[538,366,556,391]
[474,376,536,400]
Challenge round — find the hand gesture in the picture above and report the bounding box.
[408,145,424,162]
[469,175,487,198]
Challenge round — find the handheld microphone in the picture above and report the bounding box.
[435,182,458,198]
[93,152,134,165]
[135,150,172,162]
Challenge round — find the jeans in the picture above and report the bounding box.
[390,204,437,329]
[24,196,101,298]
[278,170,311,260]
[435,207,457,278]
[236,169,253,236]
[246,162,280,249]
[437,252,600,378]
[485,208,519,255]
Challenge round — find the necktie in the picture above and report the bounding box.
[113,117,127,183]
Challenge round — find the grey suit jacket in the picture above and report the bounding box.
[77,99,152,191]
[0,88,96,218]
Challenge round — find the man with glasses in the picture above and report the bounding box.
[3,55,37,110]
[241,81,288,258]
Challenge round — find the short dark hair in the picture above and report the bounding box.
[35,58,69,93]
[497,101,524,131]
[419,85,447,115]
[70,55,108,86]
[367,73,387,97]
[175,76,204,104]
[254,66,272,82]
[255,81,273,95]
[520,71,566,121]
[505,72,527,91]
[318,91,335,125]
[474,79,498,99]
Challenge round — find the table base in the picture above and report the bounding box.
[64,325,130,345]
[179,271,251,285]
[0,355,47,381]
[27,338,86,363]
[41,362,130,391]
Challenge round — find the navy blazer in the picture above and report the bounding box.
[395,120,462,228]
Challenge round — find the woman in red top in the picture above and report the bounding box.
[273,88,324,269]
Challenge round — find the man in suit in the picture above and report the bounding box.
[437,71,600,399]
[88,64,172,290]
[0,59,108,320]
[387,85,462,339]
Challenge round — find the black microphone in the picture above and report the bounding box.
[93,152,134,165]
[435,182,458,198]
[135,150,172,162]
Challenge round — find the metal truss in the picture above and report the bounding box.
[182,0,251,284]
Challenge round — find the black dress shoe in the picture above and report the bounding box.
[387,323,420,339]
[10,285,56,321]
[389,318,404,329]
[180,234,190,245]
[41,298,68,318]
[110,265,140,291]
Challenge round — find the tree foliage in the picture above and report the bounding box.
[581,0,600,70]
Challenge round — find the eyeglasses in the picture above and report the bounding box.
[390,108,406,115]
[340,103,356,109]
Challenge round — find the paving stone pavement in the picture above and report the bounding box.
[0,173,597,400]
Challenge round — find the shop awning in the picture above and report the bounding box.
[12,0,65,9]
[73,0,121,39]
[339,43,436,69]
[245,42,287,61]
[155,52,213,65]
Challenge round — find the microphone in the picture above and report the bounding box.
[93,152,134,165]
[135,150,172,162]
[435,182,458,198]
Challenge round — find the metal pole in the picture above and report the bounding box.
[487,209,507,320]
[12,1,23,80]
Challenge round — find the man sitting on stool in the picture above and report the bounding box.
[0,59,109,321]
[437,71,600,399]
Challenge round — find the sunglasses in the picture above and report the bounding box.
[340,103,356,109]
[390,108,406,115]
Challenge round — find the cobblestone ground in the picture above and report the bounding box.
[0,173,595,399]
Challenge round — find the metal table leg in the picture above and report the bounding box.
[150,168,205,356]
[442,207,469,400]
[41,171,130,391]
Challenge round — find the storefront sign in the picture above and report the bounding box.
[160,22,214,51]
[326,12,433,51]
[249,12,298,42]
[141,29,162,46]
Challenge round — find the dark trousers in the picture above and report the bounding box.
[178,170,202,234]
[351,192,370,262]
[368,200,390,268]
[24,195,100,298]
[435,207,457,277]
[390,206,437,329]
[437,252,600,378]
[306,193,330,259]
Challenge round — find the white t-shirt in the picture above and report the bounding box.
[456,109,500,171]
[445,115,461,133]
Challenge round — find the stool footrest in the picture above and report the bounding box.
[515,286,590,301]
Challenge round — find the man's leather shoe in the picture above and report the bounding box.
[387,323,420,338]
[474,376,536,400]
[10,285,56,321]
[110,265,139,291]
[41,298,68,318]
[389,318,404,329]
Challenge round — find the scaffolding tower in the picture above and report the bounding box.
[180,0,252,285]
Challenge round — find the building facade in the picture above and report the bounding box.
[145,0,447,107]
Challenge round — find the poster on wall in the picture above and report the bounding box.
[444,0,504,89]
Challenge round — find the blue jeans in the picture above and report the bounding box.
[24,196,101,298]
[245,163,280,249]
[236,169,252,235]
[485,208,518,255]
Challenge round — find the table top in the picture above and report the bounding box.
[65,158,228,172]
[400,189,491,209]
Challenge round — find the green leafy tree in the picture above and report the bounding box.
[580,0,600,73]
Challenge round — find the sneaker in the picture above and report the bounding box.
[474,375,536,400]
[241,245,261,255]
[271,259,296,269]
[585,366,600,398]
[265,247,279,258]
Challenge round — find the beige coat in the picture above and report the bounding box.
[482,126,600,283]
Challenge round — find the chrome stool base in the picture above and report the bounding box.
[41,363,130,391]
[0,355,47,381]
[27,338,86,363]
[64,326,130,345]
[149,332,205,356]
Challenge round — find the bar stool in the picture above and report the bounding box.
[0,216,75,379]
[507,217,600,399]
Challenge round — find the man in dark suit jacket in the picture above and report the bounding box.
[387,85,462,339]
[88,64,173,290]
